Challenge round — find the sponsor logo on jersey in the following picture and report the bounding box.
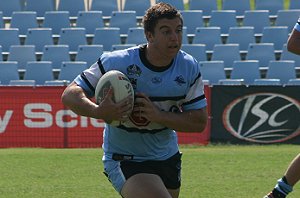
[174,75,186,86]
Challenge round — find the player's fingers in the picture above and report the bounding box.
[103,86,114,101]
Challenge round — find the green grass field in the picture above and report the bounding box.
[0,145,299,198]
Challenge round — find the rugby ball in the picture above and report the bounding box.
[95,70,134,126]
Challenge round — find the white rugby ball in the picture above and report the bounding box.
[95,70,134,126]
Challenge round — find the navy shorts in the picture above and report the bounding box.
[103,152,182,193]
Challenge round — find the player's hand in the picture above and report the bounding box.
[132,93,161,123]
[98,87,133,122]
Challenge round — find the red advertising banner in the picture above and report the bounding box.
[0,86,211,148]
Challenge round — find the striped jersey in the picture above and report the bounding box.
[74,45,207,161]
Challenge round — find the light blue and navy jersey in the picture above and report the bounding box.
[294,17,300,32]
[74,45,207,161]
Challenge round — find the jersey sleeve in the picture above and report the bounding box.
[182,60,207,111]
[294,17,300,32]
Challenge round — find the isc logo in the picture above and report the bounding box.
[223,93,300,143]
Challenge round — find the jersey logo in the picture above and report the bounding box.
[151,76,162,84]
[174,75,186,86]
[127,64,142,77]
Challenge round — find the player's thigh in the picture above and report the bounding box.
[121,173,173,198]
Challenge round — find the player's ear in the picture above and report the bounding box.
[145,31,154,43]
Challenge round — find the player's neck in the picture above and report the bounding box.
[145,45,173,67]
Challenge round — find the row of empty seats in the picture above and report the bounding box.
[1,41,298,69]
[1,0,300,18]
[0,26,146,52]
[200,60,300,85]
[0,60,86,85]
[0,0,299,86]
[183,43,300,68]
[1,9,299,34]
[0,42,299,85]
[1,58,298,86]
[0,44,103,70]
[0,24,292,54]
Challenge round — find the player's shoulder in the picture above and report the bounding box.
[178,50,198,64]
[177,50,199,70]
[102,45,139,59]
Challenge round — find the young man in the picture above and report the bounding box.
[263,18,300,198]
[61,3,208,198]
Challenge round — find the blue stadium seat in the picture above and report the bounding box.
[182,26,189,44]
[181,44,207,62]
[57,0,86,17]
[24,61,54,85]
[246,43,275,67]
[275,10,300,32]
[44,80,70,86]
[192,27,222,51]
[261,26,289,51]
[0,12,3,28]
[211,44,241,69]
[243,10,270,34]
[231,60,261,84]
[0,0,22,18]
[0,28,20,52]
[156,0,184,10]
[226,26,255,51]
[90,0,119,18]
[76,11,104,35]
[126,27,147,45]
[24,0,54,17]
[93,27,121,51]
[209,10,237,34]
[266,60,296,84]
[58,27,87,52]
[0,61,19,84]
[8,45,36,70]
[111,44,136,51]
[10,11,38,35]
[218,79,245,85]
[42,11,70,35]
[287,79,300,85]
[181,10,204,35]
[222,0,250,16]
[253,79,281,85]
[189,0,218,17]
[289,0,300,9]
[58,61,87,81]
[41,45,70,70]
[75,44,104,67]
[199,61,226,84]
[124,0,150,17]
[0,46,2,61]
[109,11,137,35]
[25,28,53,52]
[9,80,36,86]
[255,0,284,16]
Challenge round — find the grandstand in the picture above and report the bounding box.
[0,0,299,85]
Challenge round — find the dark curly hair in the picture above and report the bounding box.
[142,2,183,34]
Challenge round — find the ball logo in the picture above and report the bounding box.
[223,93,300,143]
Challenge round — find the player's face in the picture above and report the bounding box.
[148,17,183,59]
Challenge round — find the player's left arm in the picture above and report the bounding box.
[287,28,300,55]
[287,20,300,55]
[133,93,208,132]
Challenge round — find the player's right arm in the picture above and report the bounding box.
[61,82,131,122]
